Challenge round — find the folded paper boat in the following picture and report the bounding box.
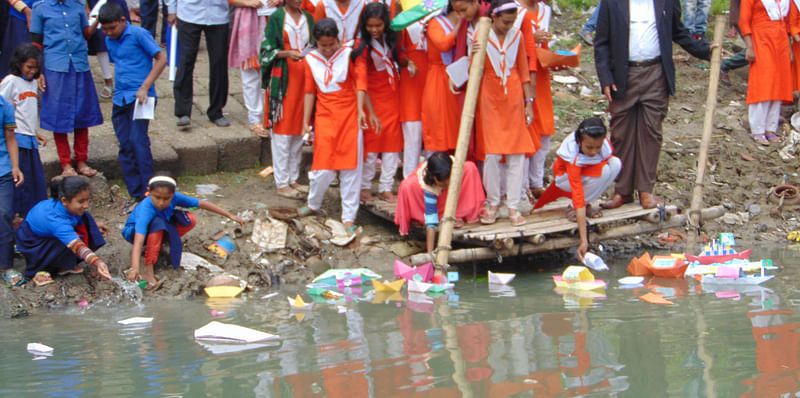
[194,321,279,344]
[686,249,751,265]
[627,252,653,276]
[647,255,688,278]
[371,279,405,292]
[395,260,434,282]
[27,343,54,356]
[552,266,607,291]
[488,271,516,285]
[311,268,381,288]
[407,278,433,293]
[204,285,245,298]
[287,295,314,310]
[535,44,581,68]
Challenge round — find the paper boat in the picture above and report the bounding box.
[312,268,381,288]
[536,44,581,68]
[194,321,278,344]
[287,295,314,310]
[427,282,454,293]
[407,278,433,293]
[701,274,774,285]
[639,292,674,305]
[647,256,688,278]
[618,276,645,285]
[627,253,653,276]
[117,317,154,325]
[685,260,776,276]
[371,279,405,292]
[552,266,607,291]
[27,343,54,356]
[204,285,245,298]
[394,260,434,282]
[488,271,516,285]
[686,249,751,265]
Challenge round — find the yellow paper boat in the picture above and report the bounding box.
[372,290,405,304]
[371,279,405,292]
[287,295,313,310]
[552,265,607,291]
[204,285,245,298]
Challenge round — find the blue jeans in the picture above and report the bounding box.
[112,101,155,199]
[0,173,15,269]
[682,0,711,35]
[582,2,600,33]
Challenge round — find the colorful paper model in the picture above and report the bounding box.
[207,236,236,258]
[371,279,405,292]
[627,252,653,276]
[488,271,516,285]
[310,268,381,288]
[686,239,750,264]
[535,44,582,68]
[204,285,245,298]
[394,260,434,282]
[407,275,433,293]
[390,0,446,31]
[287,295,313,310]
[552,266,607,291]
[648,255,688,278]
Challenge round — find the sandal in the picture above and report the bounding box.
[480,208,499,225]
[566,208,577,222]
[276,188,305,200]
[752,134,770,146]
[297,206,317,217]
[587,205,603,219]
[766,133,782,143]
[291,183,309,194]
[77,164,98,177]
[144,278,164,292]
[3,269,25,287]
[250,123,269,138]
[58,266,84,276]
[509,212,527,226]
[99,86,113,100]
[61,165,78,177]
[119,200,138,216]
[33,271,54,287]
[346,224,363,235]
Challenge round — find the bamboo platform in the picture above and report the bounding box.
[362,198,725,265]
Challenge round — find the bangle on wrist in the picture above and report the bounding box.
[525,97,535,103]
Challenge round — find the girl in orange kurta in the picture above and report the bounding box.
[399,21,429,178]
[790,0,800,95]
[353,3,405,202]
[299,18,377,231]
[261,0,314,199]
[741,0,794,145]
[477,0,536,227]
[518,0,554,197]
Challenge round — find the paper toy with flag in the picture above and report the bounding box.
[391,0,447,31]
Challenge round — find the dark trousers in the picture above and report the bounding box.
[0,173,15,269]
[139,0,159,38]
[173,19,229,121]
[112,101,155,199]
[609,63,669,197]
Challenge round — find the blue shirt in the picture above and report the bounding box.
[25,199,83,246]
[105,24,162,107]
[125,192,199,236]
[423,190,439,230]
[0,97,15,177]
[30,0,90,73]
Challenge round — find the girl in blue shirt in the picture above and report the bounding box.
[16,176,111,286]
[123,174,246,288]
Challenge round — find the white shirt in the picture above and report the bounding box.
[628,0,660,62]
[0,75,38,137]
[166,0,230,26]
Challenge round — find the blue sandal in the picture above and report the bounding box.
[3,269,25,287]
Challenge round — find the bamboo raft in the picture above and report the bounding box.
[361,198,725,265]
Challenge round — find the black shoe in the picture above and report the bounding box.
[176,115,191,127]
[212,117,230,127]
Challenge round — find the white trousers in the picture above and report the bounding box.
[307,131,363,223]
[241,68,264,124]
[529,135,551,189]
[361,152,401,193]
[97,52,113,80]
[748,100,781,135]
[555,157,622,206]
[402,121,423,178]
[484,154,525,211]
[271,133,303,188]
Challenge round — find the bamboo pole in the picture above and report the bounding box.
[686,15,726,251]
[411,206,726,264]
[433,17,492,271]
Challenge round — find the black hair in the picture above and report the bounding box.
[574,117,607,143]
[50,176,90,201]
[313,18,340,41]
[98,2,125,24]
[423,152,453,186]
[148,171,177,193]
[488,0,515,16]
[351,3,399,62]
[8,43,42,79]
[447,0,479,15]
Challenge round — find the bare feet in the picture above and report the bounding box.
[76,162,97,177]
[140,265,157,287]
[360,189,374,201]
[380,191,396,202]
[61,165,78,176]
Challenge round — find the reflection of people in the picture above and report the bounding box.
[394,152,485,252]
[594,0,710,209]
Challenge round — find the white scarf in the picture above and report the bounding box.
[306,46,353,93]
[284,13,309,51]
[406,21,427,51]
[322,0,365,42]
[486,28,522,93]
[369,39,398,88]
[761,0,790,20]
[556,132,614,167]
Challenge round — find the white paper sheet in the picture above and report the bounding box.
[445,56,469,88]
[133,98,155,120]
[118,317,154,325]
[258,0,277,16]
[169,25,178,81]
[194,321,279,344]
[88,0,108,26]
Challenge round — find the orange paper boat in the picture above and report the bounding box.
[535,44,582,69]
[627,252,653,276]
[646,255,688,278]
[639,292,674,305]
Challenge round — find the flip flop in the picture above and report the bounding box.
[2,269,25,287]
[61,165,78,177]
[297,206,317,217]
[276,188,305,200]
[346,224,363,235]
[33,271,54,287]
[145,278,164,292]
[509,213,527,226]
[766,133,782,143]
[480,208,499,225]
[77,165,98,177]
[291,184,309,194]
[752,134,770,146]
[99,86,113,99]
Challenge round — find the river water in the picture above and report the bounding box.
[2,246,799,397]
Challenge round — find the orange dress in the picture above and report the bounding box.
[477,29,536,156]
[421,15,460,152]
[788,0,800,92]
[303,46,368,170]
[740,0,793,104]
[355,39,404,153]
[273,17,311,136]
[399,23,429,123]
[524,4,555,137]
[516,7,541,151]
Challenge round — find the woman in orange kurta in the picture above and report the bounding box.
[790,1,800,94]
[261,0,314,199]
[399,21,429,178]
[477,0,536,227]
[300,18,375,230]
[421,11,462,152]
[741,0,793,145]
[353,2,405,202]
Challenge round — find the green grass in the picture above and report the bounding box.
[710,0,730,16]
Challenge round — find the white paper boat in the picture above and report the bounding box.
[407,279,433,293]
[582,252,609,271]
[195,341,273,355]
[117,317,154,325]
[618,276,644,285]
[287,295,314,311]
[193,321,279,344]
[488,271,516,285]
[27,343,53,356]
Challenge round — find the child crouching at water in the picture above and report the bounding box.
[16,176,111,286]
[533,117,621,260]
[123,174,246,288]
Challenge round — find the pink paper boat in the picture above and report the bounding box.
[394,260,434,282]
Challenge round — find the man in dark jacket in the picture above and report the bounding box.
[594,0,711,209]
